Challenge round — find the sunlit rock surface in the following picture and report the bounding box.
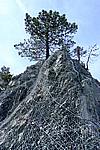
[0,61,44,123]
[0,50,100,150]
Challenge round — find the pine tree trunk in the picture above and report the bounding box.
[46,42,49,59]
[46,31,49,59]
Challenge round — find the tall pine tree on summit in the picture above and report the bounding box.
[14,10,78,60]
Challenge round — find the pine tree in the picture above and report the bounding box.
[72,44,100,70]
[14,10,78,60]
[0,66,12,89]
[72,46,87,62]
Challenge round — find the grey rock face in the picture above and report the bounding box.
[0,61,44,122]
[0,50,100,150]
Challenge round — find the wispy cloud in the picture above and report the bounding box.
[15,0,30,14]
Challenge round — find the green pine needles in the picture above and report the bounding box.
[14,10,78,61]
[0,66,12,89]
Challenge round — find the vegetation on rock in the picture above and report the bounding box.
[14,10,78,60]
[0,66,12,89]
[72,44,100,70]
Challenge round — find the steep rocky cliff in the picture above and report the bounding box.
[0,50,100,150]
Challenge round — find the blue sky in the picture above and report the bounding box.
[0,0,100,80]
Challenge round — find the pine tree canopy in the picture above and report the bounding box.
[14,10,78,60]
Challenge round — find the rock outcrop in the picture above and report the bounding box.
[0,50,100,150]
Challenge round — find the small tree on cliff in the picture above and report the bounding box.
[72,44,100,70]
[86,44,99,70]
[14,10,78,60]
[72,46,87,62]
[0,66,12,89]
